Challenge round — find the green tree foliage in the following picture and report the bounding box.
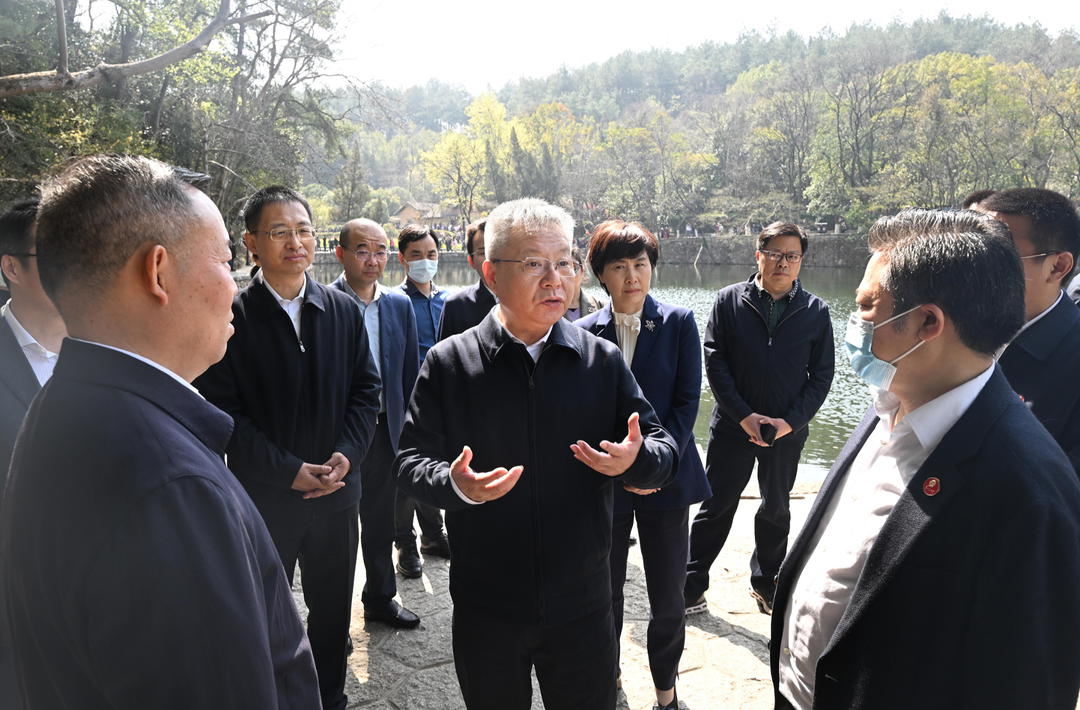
[332,140,371,221]
[0,0,368,226]
[9,10,1080,237]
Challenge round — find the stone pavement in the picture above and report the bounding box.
[293,482,819,709]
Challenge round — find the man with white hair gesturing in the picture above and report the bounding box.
[394,198,677,710]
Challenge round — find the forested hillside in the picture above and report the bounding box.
[3,2,1080,233]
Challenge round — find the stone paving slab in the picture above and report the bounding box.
[289,491,820,709]
[291,473,1080,709]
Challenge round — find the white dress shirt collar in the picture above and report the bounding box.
[262,278,307,339]
[2,300,60,387]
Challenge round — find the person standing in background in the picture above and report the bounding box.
[332,218,423,629]
[195,185,381,710]
[686,221,834,617]
[395,223,451,578]
[0,197,67,709]
[577,220,710,710]
[438,218,496,340]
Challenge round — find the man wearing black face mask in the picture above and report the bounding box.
[771,209,1080,710]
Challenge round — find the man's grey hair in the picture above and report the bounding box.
[869,208,1010,244]
[485,198,575,260]
[866,208,1025,355]
[37,154,211,316]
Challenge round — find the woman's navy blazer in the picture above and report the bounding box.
[578,294,711,511]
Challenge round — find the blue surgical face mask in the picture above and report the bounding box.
[844,305,925,390]
[407,258,438,284]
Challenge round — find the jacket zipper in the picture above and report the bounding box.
[742,290,807,401]
[524,346,545,627]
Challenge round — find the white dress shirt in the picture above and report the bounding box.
[2,300,59,387]
[263,278,307,340]
[777,364,995,710]
[612,308,643,366]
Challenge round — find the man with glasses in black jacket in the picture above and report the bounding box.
[685,221,835,617]
[196,186,381,710]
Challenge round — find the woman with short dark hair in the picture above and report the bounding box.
[577,220,710,710]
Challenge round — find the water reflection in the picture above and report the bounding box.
[310,260,870,482]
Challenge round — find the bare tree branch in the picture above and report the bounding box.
[0,1,272,99]
[54,0,69,78]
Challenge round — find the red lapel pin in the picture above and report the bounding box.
[923,477,941,496]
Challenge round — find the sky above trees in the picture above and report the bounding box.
[335,0,1076,94]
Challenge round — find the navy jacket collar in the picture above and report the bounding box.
[1007,292,1080,362]
[53,338,234,455]
[477,311,583,364]
[247,271,326,319]
[400,278,440,299]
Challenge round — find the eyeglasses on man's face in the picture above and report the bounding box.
[251,227,316,242]
[759,250,803,264]
[490,256,581,277]
[343,245,389,261]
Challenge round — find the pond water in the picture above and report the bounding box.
[311,260,871,483]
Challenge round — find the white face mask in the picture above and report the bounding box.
[407,258,438,284]
[844,305,925,391]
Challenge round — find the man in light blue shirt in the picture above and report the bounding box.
[394,224,450,576]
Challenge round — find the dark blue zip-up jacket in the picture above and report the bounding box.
[705,275,834,439]
[394,314,677,627]
[195,272,381,517]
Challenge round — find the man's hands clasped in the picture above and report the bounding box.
[292,452,351,499]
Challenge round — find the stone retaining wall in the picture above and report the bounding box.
[656,234,871,268]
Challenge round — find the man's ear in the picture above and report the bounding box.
[243,232,257,259]
[915,303,946,342]
[143,244,171,306]
[1049,251,1075,285]
[482,260,496,292]
[335,244,345,265]
[0,254,21,286]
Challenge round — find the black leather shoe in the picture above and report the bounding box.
[396,546,422,578]
[346,635,354,655]
[364,599,421,629]
[420,533,451,559]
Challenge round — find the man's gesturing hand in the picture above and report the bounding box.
[450,446,523,503]
[570,412,644,477]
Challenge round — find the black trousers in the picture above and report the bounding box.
[262,501,359,710]
[452,603,617,710]
[611,506,689,690]
[359,418,397,608]
[685,427,805,600]
[394,488,445,548]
